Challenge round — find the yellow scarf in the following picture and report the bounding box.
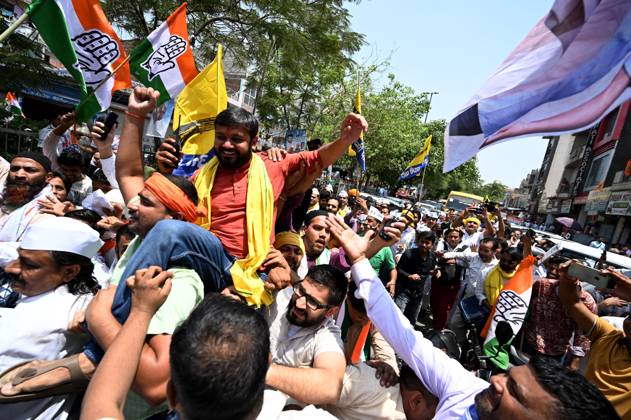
[194,154,274,307]
[484,264,518,306]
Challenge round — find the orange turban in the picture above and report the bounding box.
[144,173,206,223]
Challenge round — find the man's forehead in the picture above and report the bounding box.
[280,244,302,253]
[303,277,329,298]
[10,157,44,171]
[216,125,251,138]
[508,365,557,411]
[309,216,328,228]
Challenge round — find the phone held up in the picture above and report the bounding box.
[95,111,118,141]
[567,262,616,289]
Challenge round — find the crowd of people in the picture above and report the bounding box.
[0,86,629,420]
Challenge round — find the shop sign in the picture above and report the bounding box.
[585,188,611,216]
[560,199,572,214]
[606,191,631,216]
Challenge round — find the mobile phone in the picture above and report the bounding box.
[567,262,616,289]
[379,219,396,240]
[96,111,118,141]
[173,115,182,156]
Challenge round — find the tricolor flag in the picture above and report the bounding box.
[171,44,227,177]
[399,135,432,181]
[5,92,24,117]
[27,0,131,122]
[481,255,535,370]
[444,0,631,172]
[129,3,198,107]
[349,84,366,171]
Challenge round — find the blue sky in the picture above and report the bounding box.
[347,0,554,188]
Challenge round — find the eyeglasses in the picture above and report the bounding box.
[292,282,329,311]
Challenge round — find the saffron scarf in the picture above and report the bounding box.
[484,264,518,306]
[194,154,274,307]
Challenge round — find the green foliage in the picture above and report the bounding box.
[476,180,508,203]
[103,0,364,123]
[0,20,58,92]
[310,71,482,198]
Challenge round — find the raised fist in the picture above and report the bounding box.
[72,30,120,86]
[141,35,187,81]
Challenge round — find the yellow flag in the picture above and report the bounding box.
[348,84,362,157]
[173,44,228,156]
[399,135,432,180]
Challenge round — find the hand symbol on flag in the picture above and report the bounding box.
[141,35,187,81]
[72,30,120,86]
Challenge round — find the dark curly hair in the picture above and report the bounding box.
[51,251,100,295]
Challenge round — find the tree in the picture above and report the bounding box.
[310,72,482,197]
[103,0,364,120]
[477,181,508,203]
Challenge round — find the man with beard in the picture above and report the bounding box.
[325,215,618,420]
[153,88,366,304]
[264,264,348,406]
[0,152,55,241]
[274,231,305,278]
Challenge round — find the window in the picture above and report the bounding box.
[583,150,614,191]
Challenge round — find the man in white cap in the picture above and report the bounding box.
[0,217,102,419]
[337,190,351,218]
[308,187,320,212]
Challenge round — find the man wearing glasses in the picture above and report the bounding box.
[264,264,348,407]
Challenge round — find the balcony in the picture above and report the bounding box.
[565,145,586,168]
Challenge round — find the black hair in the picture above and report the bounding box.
[480,237,499,250]
[399,363,438,415]
[528,354,619,419]
[170,294,269,420]
[503,246,522,262]
[445,228,463,239]
[347,281,365,314]
[50,251,100,295]
[49,171,72,193]
[417,230,436,244]
[215,107,259,140]
[319,190,331,201]
[497,238,509,252]
[64,209,102,231]
[164,174,199,206]
[115,224,135,253]
[305,264,348,307]
[57,148,85,168]
[304,209,330,227]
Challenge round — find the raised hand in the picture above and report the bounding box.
[127,86,160,119]
[141,35,187,81]
[72,30,120,85]
[91,121,115,147]
[339,113,368,145]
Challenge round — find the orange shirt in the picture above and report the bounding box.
[192,151,321,259]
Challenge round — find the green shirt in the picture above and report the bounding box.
[369,246,396,273]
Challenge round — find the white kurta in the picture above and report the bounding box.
[0,285,93,420]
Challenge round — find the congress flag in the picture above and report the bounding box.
[5,92,24,117]
[349,84,366,171]
[399,135,432,181]
[481,255,535,370]
[444,0,631,172]
[129,3,198,107]
[27,0,131,122]
[171,44,227,177]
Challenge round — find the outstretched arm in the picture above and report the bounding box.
[325,215,487,401]
[116,87,159,204]
[317,113,368,168]
[558,261,597,333]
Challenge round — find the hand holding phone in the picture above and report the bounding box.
[96,111,118,141]
[379,219,396,240]
[567,262,616,289]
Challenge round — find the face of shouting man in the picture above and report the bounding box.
[3,157,49,208]
[302,215,330,259]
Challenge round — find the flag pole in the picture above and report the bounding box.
[75,54,132,110]
[0,13,29,43]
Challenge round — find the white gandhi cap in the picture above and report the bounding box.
[21,217,104,259]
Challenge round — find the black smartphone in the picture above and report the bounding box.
[379,219,396,240]
[96,111,118,141]
[173,115,182,156]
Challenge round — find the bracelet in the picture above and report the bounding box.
[125,111,145,121]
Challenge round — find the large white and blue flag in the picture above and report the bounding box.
[444,0,631,172]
